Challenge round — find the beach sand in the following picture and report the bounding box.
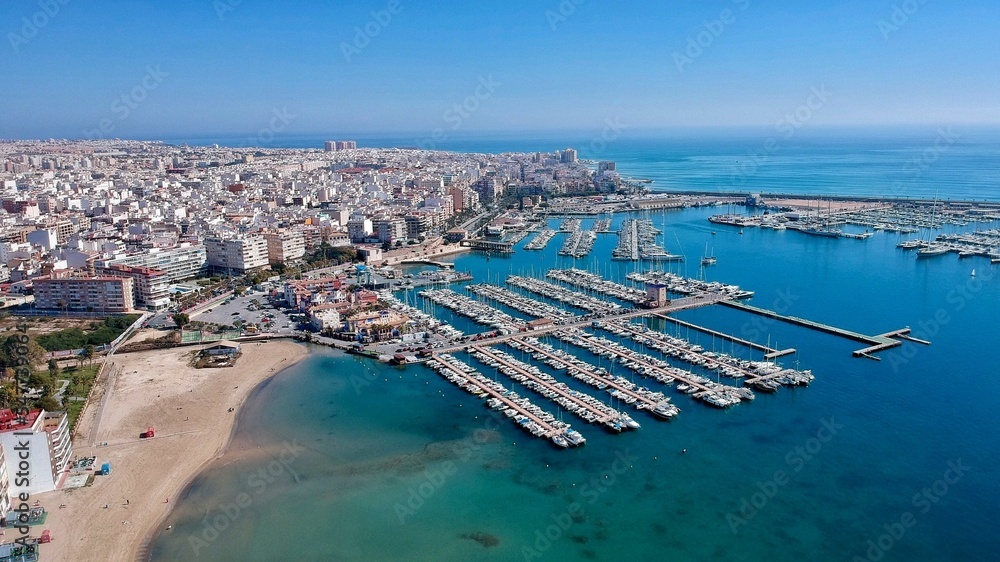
[35,337,308,562]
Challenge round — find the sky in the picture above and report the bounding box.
[1,0,999,140]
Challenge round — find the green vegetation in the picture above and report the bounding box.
[304,243,358,268]
[35,314,140,351]
[57,364,101,429]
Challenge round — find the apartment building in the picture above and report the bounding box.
[263,230,306,266]
[33,276,135,312]
[95,263,171,311]
[0,409,73,497]
[205,235,269,274]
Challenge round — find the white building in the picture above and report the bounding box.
[205,235,269,274]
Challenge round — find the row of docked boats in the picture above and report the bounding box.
[509,337,680,419]
[506,275,624,315]
[601,320,814,388]
[466,283,576,321]
[420,289,520,332]
[524,229,557,250]
[593,218,613,233]
[546,268,648,305]
[428,354,584,447]
[626,271,755,300]
[558,218,582,232]
[471,347,638,432]
[552,329,748,408]
[378,291,464,338]
[558,230,597,258]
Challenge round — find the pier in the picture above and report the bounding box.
[431,294,730,355]
[460,239,514,253]
[510,337,679,418]
[720,301,917,359]
[430,353,575,442]
[471,346,632,430]
[651,315,796,359]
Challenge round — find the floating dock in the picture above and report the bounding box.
[652,315,796,359]
[720,301,920,359]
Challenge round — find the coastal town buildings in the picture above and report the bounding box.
[0,140,611,317]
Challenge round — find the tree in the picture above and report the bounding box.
[48,358,61,378]
[172,313,191,329]
[381,241,392,251]
[36,396,61,412]
[0,334,46,371]
[0,383,16,409]
[83,344,95,367]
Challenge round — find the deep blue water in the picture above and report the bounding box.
[160,128,1000,201]
[150,207,1000,562]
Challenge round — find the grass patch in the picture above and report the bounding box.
[55,364,101,430]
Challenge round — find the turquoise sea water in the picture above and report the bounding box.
[150,206,1000,561]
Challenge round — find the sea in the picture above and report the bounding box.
[148,132,1000,562]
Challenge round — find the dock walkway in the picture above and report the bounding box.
[471,346,618,426]
[720,300,915,359]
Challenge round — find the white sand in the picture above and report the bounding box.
[35,338,308,562]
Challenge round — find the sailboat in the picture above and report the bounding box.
[971,269,976,277]
[700,243,717,266]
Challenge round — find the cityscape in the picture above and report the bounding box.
[1,1,998,562]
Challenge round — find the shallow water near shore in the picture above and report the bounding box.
[150,206,1000,561]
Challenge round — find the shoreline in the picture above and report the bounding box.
[38,337,311,562]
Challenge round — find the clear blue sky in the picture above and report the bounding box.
[2,0,998,139]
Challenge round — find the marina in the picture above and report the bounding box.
[508,337,681,419]
[557,229,597,258]
[427,353,584,446]
[524,229,557,250]
[470,345,637,433]
[547,268,649,305]
[506,275,625,315]
[465,283,576,320]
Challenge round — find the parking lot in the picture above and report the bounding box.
[190,290,299,334]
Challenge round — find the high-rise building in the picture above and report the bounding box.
[263,230,306,265]
[0,409,73,498]
[95,264,171,311]
[560,148,578,163]
[33,276,135,312]
[204,235,269,274]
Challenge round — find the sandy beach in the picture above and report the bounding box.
[35,336,309,562]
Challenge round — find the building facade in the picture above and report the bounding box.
[33,276,135,312]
